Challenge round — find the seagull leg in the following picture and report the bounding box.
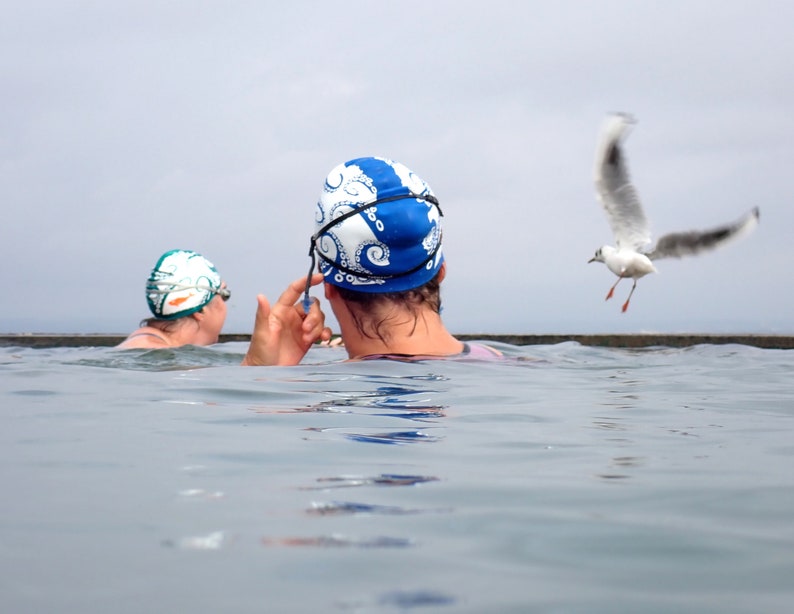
[606,276,623,301]
[621,280,638,313]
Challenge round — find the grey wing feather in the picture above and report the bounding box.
[646,207,760,260]
[593,113,652,251]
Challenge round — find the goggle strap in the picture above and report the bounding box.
[302,192,442,314]
[311,192,441,245]
[146,282,226,296]
[313,233,442,281]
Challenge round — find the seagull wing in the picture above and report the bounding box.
[594,113,652,251]
[646,207,760,260]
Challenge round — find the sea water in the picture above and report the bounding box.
[1,341,793,613]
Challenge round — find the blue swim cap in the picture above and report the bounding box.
[145,249,223,319]
[310,157,444,293]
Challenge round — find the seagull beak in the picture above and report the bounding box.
[587,257,595,263]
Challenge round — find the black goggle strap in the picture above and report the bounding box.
[301,192,442,313]
[313,232,443,280]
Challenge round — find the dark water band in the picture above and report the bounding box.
[2,334,792,349]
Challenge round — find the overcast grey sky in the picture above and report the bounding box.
[2,1,791,335]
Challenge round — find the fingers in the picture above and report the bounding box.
[275,273,325,309]
[320,326,332,342]
[253,294,271,329]
[242,295,275,366]
[312,326,333,344]
[256,294,283,338]
[301,294,331,344]
[245,276,332,367]
[307,272,325,288]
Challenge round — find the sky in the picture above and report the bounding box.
[2,1,792,335]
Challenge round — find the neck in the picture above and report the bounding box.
[151,316,214,347]
[331,299,463,359]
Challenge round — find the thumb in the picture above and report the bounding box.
[253,294,272,330]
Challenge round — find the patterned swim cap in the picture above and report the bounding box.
[145,249,223,319]
[310,157,444,293]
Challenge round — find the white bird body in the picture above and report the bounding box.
[596,245,657,280]
[590,112,760,312]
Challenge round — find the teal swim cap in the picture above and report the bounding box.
[145,250,222,319]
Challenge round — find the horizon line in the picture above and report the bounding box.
[2,333,792,350]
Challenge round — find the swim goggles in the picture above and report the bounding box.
[147,282,231,301]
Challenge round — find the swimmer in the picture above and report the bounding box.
[117,249,230,349]
[242,157,501,365]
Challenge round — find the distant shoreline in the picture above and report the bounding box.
[2,333,792,349]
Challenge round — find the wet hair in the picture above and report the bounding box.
[139,313,199,333]
[336,272,442,343]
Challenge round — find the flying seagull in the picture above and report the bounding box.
[589,112,760,312]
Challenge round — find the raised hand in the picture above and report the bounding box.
[242,274,332,366]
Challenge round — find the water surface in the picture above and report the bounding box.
[1,342,793,613]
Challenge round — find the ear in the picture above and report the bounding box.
[191,309,205,323]
[324,282,338,300]
[437,262,447,283]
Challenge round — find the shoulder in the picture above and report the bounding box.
[116,328,170,349]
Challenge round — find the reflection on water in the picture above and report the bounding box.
[2,342,794,613]
[162,530,228,551]
[261,534,415,548]
[303,474,440,489]
[307,500,451,516]
[309,427,444,445]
